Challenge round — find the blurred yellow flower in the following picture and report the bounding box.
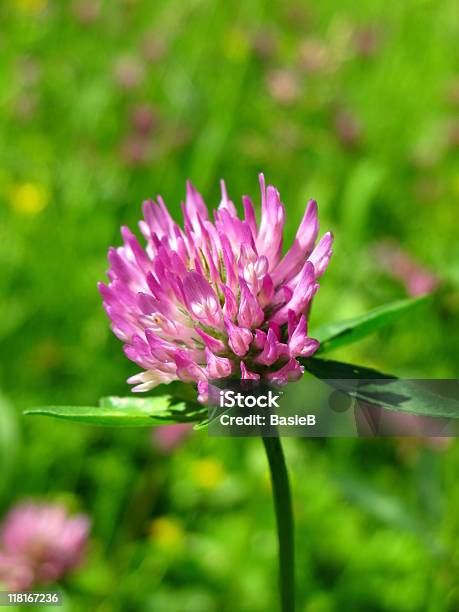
[191,458,225,489]
[9,183,49,215]
[223,28,250,62]
[13,0,47,15]
[149,516,185,551]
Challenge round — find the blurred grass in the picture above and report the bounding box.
[1,0,459,610]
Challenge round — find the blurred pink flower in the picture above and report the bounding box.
[334,109,362,149]
[0,503,90,590]
[120,135,151,167]
[99,174,333,401]
[374,240,439,297]
[266,69,300,105]
[71,0,100,24]
[152,423,193,453]
[141,35,167,63]
[298,39,330,73]
[130,104,158,135]
[113,55,145,90]
[285,6,312,30]
[352,25,382,58]
[252,29,278,60]
[17,56,41,87]
[14,94,39,121]
[0,552,33,592]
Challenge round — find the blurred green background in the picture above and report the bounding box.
[1,0,459,610]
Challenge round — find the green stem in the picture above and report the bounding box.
[262,436,295,612]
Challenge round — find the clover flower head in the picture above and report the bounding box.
[99,175,333,402]
[0,503,90,590]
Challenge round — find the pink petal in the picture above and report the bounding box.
[224,317,252,357]
[308,231,334,277]
[288,315,320,357]
[266,358,304,385]
[241,361,260,380]
[271,199,319,285]
[237,279,264,328]
[270,261,318,325]
[205,348,233,378]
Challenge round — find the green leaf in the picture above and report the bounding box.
[100,394,205,420]
[25,393,205,427]
[312,295,430,354]
[0,393,20,498]
[303,357,459,419]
